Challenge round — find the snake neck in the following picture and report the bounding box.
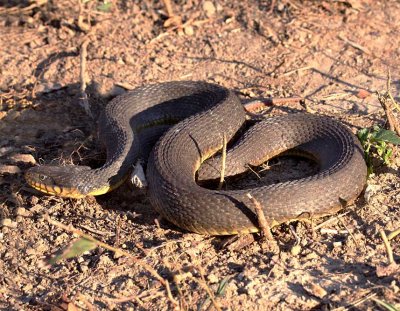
[77,116,138,196]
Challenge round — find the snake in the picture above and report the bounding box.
[25,81,367,235]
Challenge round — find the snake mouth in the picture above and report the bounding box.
[25,171,86,198]
[24,166,93,198]
[25,165,127,198]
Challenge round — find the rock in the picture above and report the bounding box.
[364,184,381,203]
[1,218,17,228]
[15,207,29,216]
[9,154,36,165]
[0,165,21,174]
[123,54,135,66]
[302,282,328,299]
[203,1,216,17]
[0,146,14,156]
[184,25,194,36]
[207,274,219,284]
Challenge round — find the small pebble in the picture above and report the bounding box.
[184,25,194,36]
[207,274,219,284]
[333,241,342,248]
[290,244,302,256]
[1,218,16,228]
[16,207,28,216]
[26,248,36,256]
[123,54,135,65]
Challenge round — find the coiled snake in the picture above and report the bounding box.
[25,81,367,235]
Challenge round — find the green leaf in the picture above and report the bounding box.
[97,2,112,12]
[372,129,400,144]
[216,277,230,297]
[383,148,393,164]
[48,238,97,265]
[372,298,399,311]
[357,128,370,143]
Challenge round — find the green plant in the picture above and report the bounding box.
[357,126,400,174]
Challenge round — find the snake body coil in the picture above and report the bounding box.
[26,81,367,235]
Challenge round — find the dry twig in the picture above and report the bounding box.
[79,38,92,118]
[43,215,170,289]
[313,211,350,230]
[246,193,274,241]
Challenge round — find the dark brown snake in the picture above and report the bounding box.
[25,81,367,235]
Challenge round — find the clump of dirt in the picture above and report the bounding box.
[1,1,400,310]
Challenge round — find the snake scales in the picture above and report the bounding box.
[25,81,367,235]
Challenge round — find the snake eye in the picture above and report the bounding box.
[39,174,47,181]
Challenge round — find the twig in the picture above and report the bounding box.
[217,134,227,190]
[100,292,145,307]
[115,82,135,90]
[245,164,261,179]
[77,0,91,32]
[196,268,222,311]
[162,0,183,33]
[281,66,312,77]
[387,70,400,112]
[79,224,113,236]
[246,193,274,241]
[165,280,179,306]
[79,38,92,118]
[269,0,276,13]
[162,0,174,17]
[377,70,400,136]
[243,96,304,113]
[379,230,394,265]
[44,215,166,286]
[338,217,359,248]
[313,211,350,230]
[0,0,47,14]
[338,34,370,54]
[319,93,350,101]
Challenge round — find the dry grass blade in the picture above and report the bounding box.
[388,227,400,241]
[380,230,394,265]
[371,298,399,311]
[377,70,400,136]
[217,133,227,190]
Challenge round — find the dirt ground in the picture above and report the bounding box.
[1,0,400,310]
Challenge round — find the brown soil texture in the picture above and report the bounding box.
[1,1,400,310]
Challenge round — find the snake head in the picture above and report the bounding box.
[25,165,93,198]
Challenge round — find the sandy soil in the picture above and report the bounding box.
[0,0,400,310]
